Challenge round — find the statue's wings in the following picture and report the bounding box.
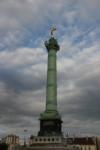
[50,27,56,36]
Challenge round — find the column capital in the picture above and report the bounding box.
[45,37,60,52]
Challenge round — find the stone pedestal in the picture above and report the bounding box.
[38,118,62,136]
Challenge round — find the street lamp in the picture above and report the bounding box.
[24,129,27,146]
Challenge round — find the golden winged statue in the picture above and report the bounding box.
[50,26,56,36]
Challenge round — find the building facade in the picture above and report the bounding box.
[2,134,19,150]
[67,137,97,150]
[96,137,100,150]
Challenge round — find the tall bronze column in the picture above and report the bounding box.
[38,29,62,136]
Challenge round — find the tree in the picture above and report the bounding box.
[0,143,8,150]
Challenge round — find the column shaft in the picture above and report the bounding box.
[46,49,57,111]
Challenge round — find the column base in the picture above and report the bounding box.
[40,109,61,119]
[38,112,62,136]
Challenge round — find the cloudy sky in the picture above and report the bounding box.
[0,0,100,140]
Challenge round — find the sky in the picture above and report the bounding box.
[0,0,100,140]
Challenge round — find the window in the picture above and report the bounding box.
[48,138,50,141]
[56,138,59,141]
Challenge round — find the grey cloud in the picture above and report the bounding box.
[78,0,100,22]
[0,0,79,50]
[0,67,46,93]
[0,83,43,130]
[58,71,100,120]
[0,65,45,130]
[56,40,100,135]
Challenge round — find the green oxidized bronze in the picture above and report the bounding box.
[40,37,60,120]
[45,37,59,51]
[38,29,62,136]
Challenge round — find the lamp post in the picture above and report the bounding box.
[24,129,27,146]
